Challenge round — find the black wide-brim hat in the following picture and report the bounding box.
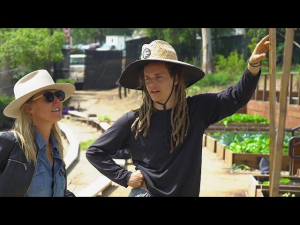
[119,40,205,90]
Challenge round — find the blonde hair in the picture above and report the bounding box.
[131,62,190,153]
[11,105,64,166]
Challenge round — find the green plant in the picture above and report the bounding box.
[214,49,247,80]
[80,139,96,150]
[0,94,15,129]
[212,132,291,155]
[261,177,291,185]
[231,163,250,171]
[282,192,295,197]
[56,78,75,85]
[98,115,112,122]
[219,113,269,126]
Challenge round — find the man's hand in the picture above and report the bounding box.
[249,34,270,64]
[248,35,270,75]
[127,170,145,188]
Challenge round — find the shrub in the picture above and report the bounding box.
[0,94,15,129]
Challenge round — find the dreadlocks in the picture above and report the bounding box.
[131,62,190,153]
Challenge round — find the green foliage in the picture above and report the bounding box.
[261,178,291,185]
[219,113,269,125]
[188,49,249,95]
[247,37,259,53]
[212,132,291,155]
[231,163,250,171]
[79,139,95,150]
[214,49,247,78]
[56,78,75,85]
[143,28,201,46]
[0,94,15,129]
[0,28,65,81]
[98,115,112,122]
[70,28,134,45]
[282,192,296,197]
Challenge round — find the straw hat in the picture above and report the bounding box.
[119,40,205,90]
[3,69,75,118]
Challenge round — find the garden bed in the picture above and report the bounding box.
[206,122,269,133]
[224,149,290,171]
[206,135,217,153]
[257,189,300,197]
[248,174,300,197]
[204,133,292,171]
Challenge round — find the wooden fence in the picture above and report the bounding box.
[253,72,300,105]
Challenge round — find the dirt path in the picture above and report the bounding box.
[67,88,142,122]
[63,87,262,197]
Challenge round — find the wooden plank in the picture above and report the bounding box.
[298,78,300,105]
[224,149,290,170]
[76,176,112,197]
[216,141,225,160]
[270,28,295,197]
[268,28,277,197]
[202,134,207,147]
[99,121,111,132]
[291,138,300,175]
[248,174,300,197]
[58,121,80,170]
[206,135,217,153]
[289,74,294,104]
[263,74,267,101]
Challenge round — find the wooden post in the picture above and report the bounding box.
[263,74,267,101]
[268,28,277,193]
[269,28,295,197]
[289,73,293,104]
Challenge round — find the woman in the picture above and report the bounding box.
[0,69,76,197]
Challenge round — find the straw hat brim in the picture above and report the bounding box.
[3,83,75,118]
[119,59,205,90]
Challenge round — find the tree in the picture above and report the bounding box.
[0,28,65,81]
[201,28,215,74]
[69,28,134,46]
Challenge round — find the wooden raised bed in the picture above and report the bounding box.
[206,122,269,133]
[248,174,300,197]
[257,189,300,197]
[216,141,226,160]
[202,134,207,147]
[204,133,300,175]
[206,135,217,153]
[224,149,290,171]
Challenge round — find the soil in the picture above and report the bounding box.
[67,88,143,122]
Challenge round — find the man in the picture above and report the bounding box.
[86,35,270,197]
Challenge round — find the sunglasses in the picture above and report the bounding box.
[32,90,65,102]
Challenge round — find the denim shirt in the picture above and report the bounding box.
[25,129,66,197]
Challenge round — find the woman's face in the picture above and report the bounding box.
[143,61,178,109]
[24,89,64,126]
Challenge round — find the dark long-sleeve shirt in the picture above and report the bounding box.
[86,67,260,196]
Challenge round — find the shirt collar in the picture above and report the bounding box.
[34,127,58,150]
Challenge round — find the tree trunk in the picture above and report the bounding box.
[201,28,214,74]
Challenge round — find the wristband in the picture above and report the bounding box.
[247,58,261,67]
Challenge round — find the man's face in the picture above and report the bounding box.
[143,61,178,109]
